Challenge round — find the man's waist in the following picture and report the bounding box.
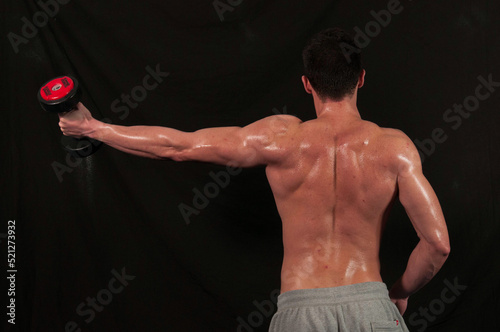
[277,282,390,310]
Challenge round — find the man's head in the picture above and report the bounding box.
[302,28,364,102]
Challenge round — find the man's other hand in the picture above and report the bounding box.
[390,296,408,315]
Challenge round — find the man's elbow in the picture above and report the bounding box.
[432,241,451,259]
[441,243,451,257]
[159,147,190,161]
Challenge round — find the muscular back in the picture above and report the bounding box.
[63,96,449,305]
[66,98,446,297]
[265,116,403,292]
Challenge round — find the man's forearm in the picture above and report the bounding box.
[390,240,449,298]
[86,119,189,160]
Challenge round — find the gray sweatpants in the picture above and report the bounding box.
[269,282,409,332]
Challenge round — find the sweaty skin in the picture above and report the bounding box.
[59,71,450,314]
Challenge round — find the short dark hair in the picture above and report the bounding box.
[302,28,362,101]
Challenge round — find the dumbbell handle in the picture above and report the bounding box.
[38,76,101,158]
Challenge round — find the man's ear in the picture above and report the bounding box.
[302,75,313,94]
[358,69,366,88]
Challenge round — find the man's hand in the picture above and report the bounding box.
[389,277,410,315]
[390,297,408,315]
[58,102,96,138]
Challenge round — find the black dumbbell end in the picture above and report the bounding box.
[61,136,103,158]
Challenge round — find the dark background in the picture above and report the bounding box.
[1,0,499,331]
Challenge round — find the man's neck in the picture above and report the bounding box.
[314,95,361,121]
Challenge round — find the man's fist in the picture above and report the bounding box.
[58,102,95,138]
[389,280,410,315]
[390,297,409,315]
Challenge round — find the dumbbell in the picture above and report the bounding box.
[38,76,101,158]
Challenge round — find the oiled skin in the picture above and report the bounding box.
[58,74,450,313]
[268,117,400,292]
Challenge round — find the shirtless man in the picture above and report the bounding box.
[58,28,450,331]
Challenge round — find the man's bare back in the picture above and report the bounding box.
[60,98,448,304]
[59,95,449,316]
[266,115,402,293]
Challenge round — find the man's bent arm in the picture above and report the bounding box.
[390,137,450,300]
[59,103,301,166]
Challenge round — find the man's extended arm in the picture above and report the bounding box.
[389,136,450,314]
[58,103,301,166]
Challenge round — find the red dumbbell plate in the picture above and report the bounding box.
[38,76,81,113]
[39,76,75,101]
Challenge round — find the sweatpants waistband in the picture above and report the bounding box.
[277,282,390,310]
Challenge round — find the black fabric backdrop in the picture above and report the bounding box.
[1,0,499,331]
